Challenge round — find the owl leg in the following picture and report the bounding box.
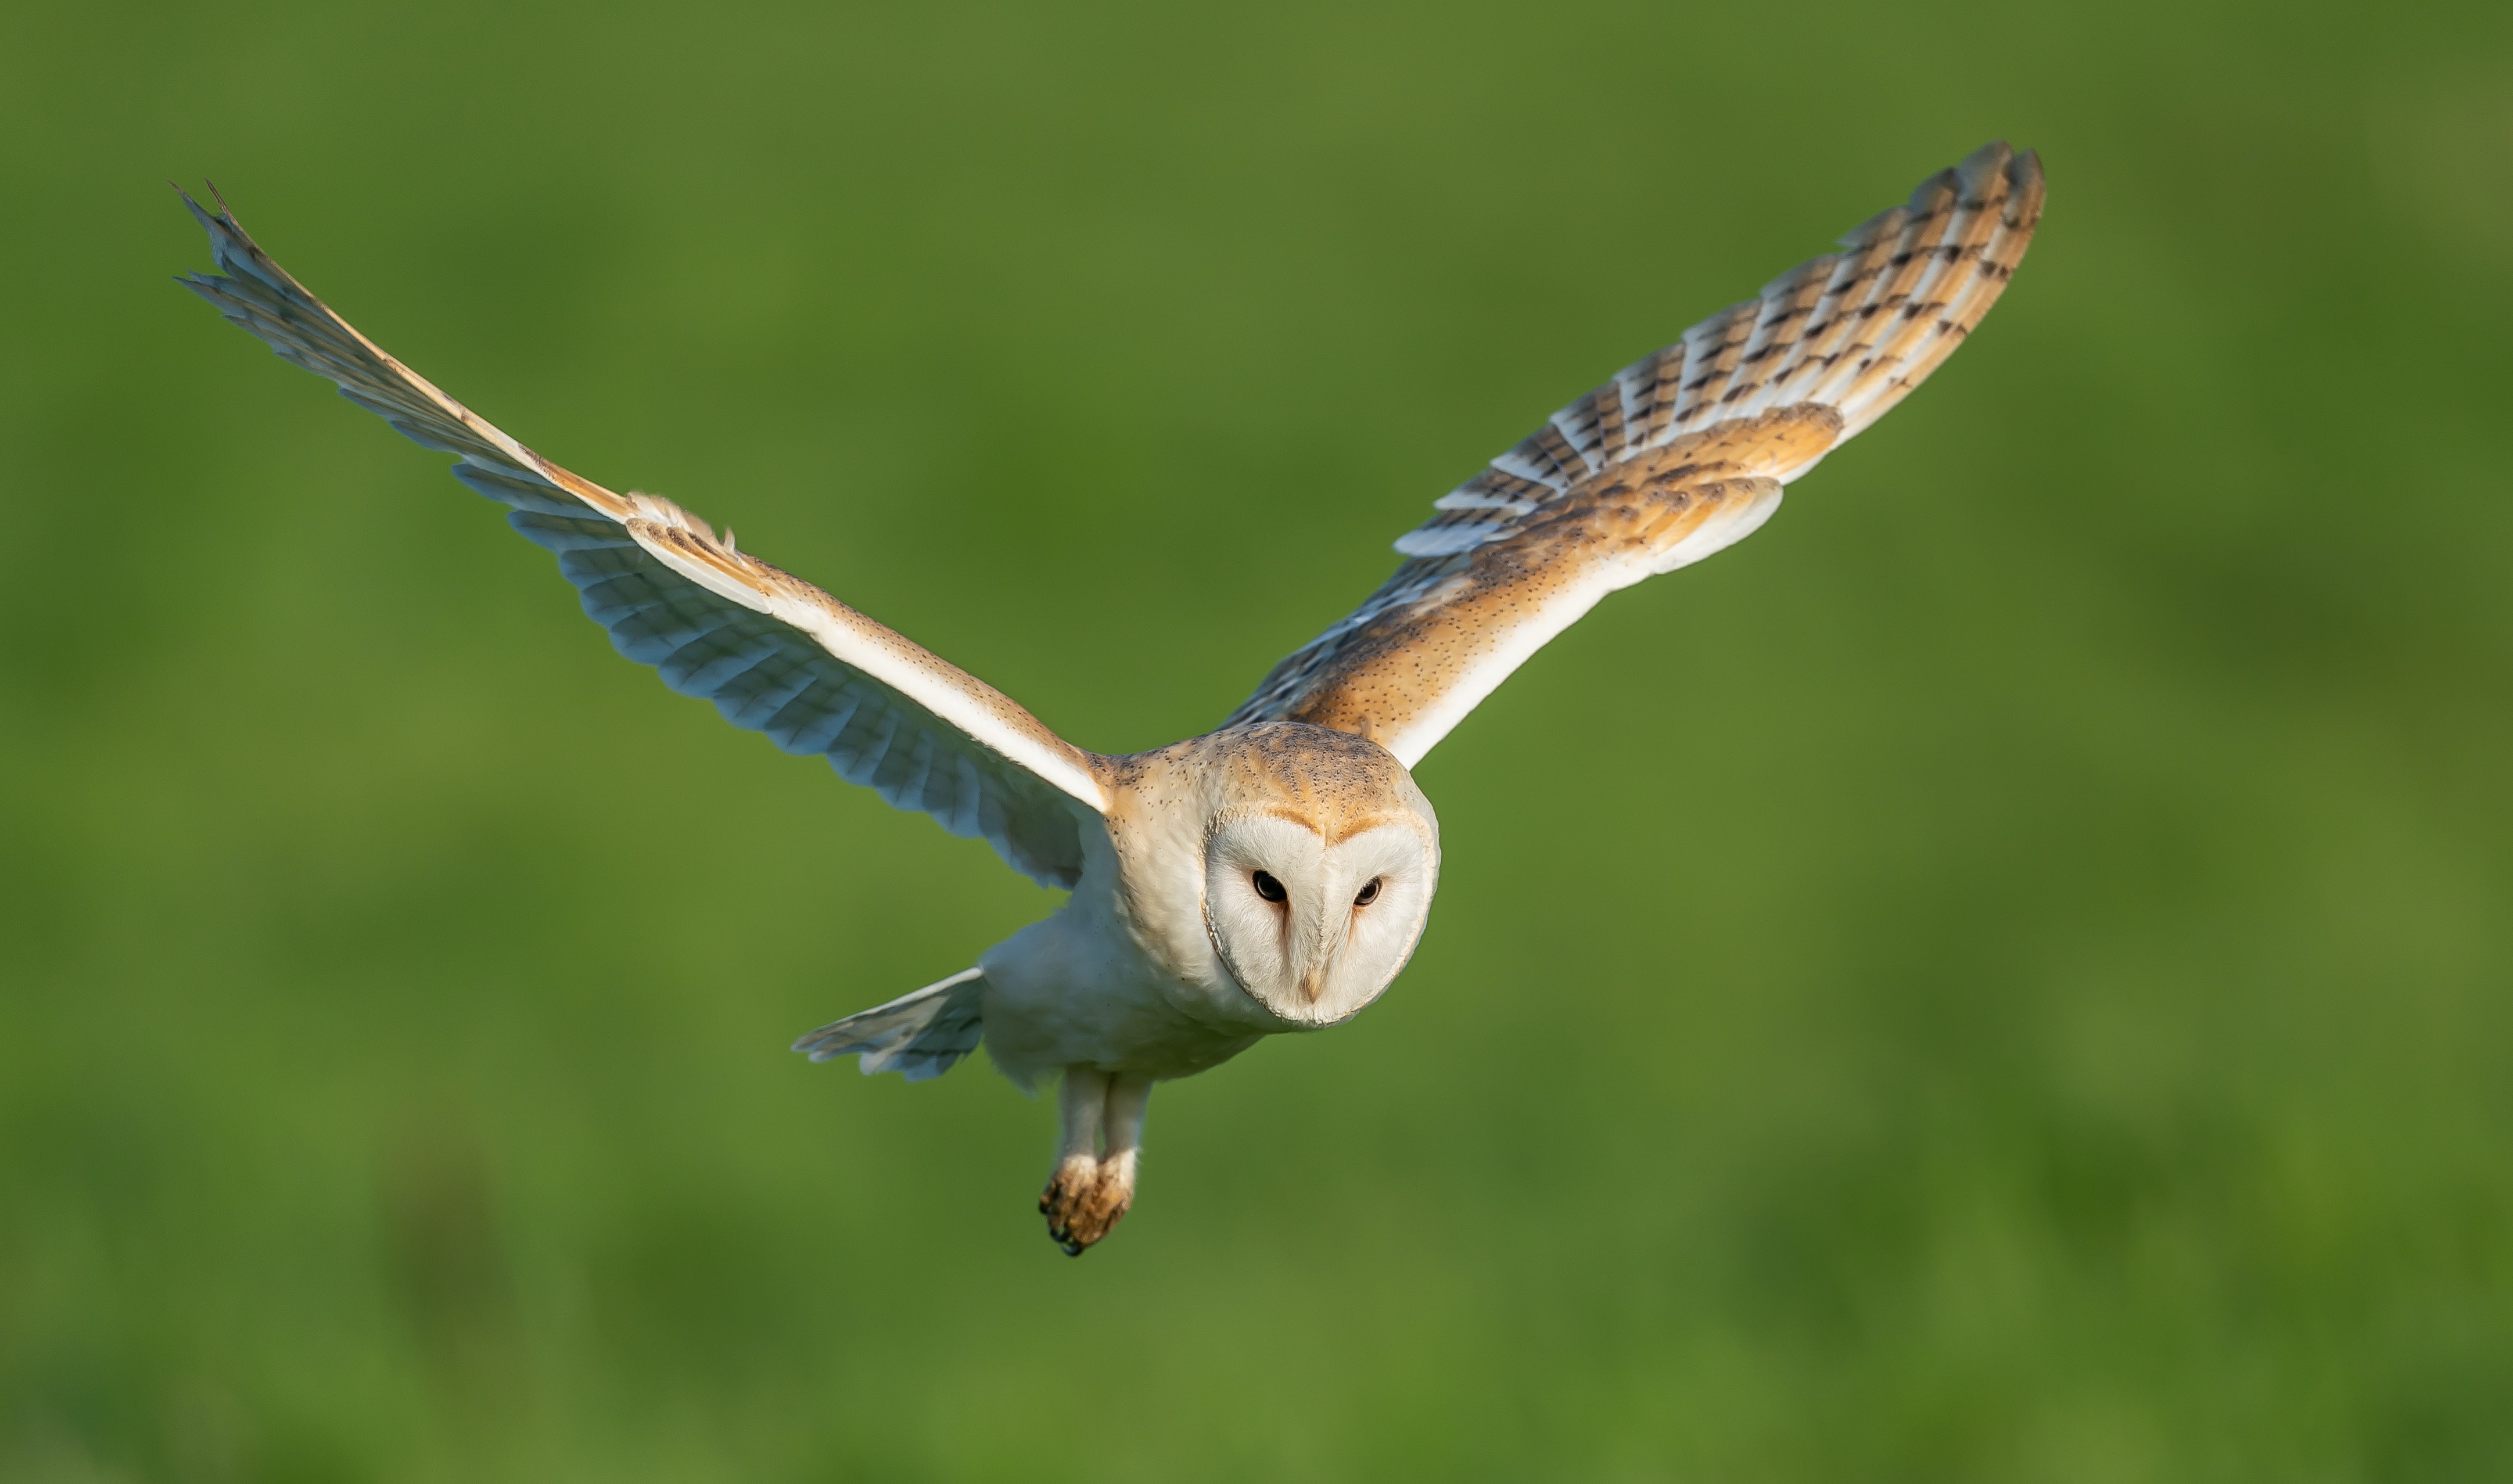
[1040,1066,1108,1255]
[1038,1069,1152,1255]
[1080,1076,1153,1242]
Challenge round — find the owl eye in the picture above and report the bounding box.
[1353,879,1381,906]
[1251,870,1287,903]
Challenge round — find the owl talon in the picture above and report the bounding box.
[1039,1155,1098,1251]
[1039,1152,1135,1253]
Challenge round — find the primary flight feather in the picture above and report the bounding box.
[180,142,2043,1253]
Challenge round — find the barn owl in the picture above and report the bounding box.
[181,142,2042,1253]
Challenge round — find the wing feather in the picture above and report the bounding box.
[179,188,1108,888]
[1230,143,2044,766]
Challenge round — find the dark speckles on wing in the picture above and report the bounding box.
[1225,143,2042,756]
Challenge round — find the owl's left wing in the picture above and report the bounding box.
[1228,142,2043,768]
[178,188,1108,888]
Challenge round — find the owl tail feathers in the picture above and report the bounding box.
[792,967,986,1082]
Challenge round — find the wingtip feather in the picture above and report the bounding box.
[2005,147,2047,227]
[1955,139,2013,182]
[173,181,220,238]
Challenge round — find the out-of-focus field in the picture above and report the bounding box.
[3,2,2510,1479]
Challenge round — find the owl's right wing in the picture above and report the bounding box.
[179,188,1108,889]
[1229,142,2044,768]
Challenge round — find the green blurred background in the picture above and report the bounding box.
[5,1,2511,1479]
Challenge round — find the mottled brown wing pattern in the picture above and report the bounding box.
[1230,142,2044,766]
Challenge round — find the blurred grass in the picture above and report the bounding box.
[3,0,2512,1479]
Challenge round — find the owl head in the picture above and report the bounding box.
[1198,723,1440,1026]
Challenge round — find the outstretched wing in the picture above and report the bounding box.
[179,189,1108,889]
[1229,142,2044,767]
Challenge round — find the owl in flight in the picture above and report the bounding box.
[182,142,2041,1253]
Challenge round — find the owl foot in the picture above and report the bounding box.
[1039,1153,1135,1255]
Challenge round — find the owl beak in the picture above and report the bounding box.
[1298,965,1327,1004]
